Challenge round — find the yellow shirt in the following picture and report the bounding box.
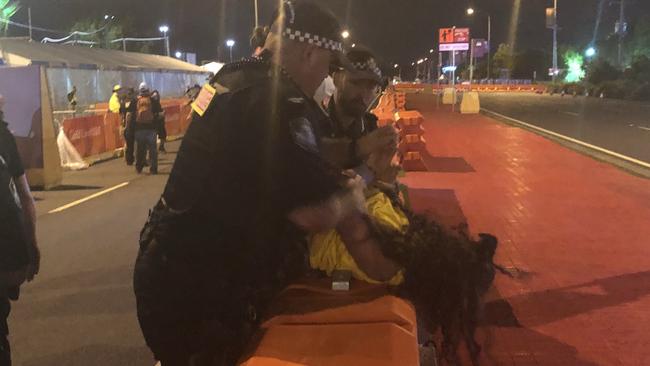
[109,93,120,113]
[309,191,408,286]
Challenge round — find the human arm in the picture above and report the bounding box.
[15,174,39,281]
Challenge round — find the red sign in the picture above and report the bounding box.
[439,28,454,44]
[453,28,470,43]
[439,27,471,44]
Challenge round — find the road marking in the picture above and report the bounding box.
[563,111,580,117]
[482,108,650,170]
[48,182,130,214]
[638,126,650,132]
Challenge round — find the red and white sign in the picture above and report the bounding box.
[453,28,470,43]
[439,43,470,51]
[439,27,471,44]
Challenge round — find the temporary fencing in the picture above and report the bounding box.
[61,98,192,160]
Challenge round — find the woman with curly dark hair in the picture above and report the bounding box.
[310,154,499,365]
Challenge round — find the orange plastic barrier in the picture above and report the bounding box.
[395,111,427,172]
[164,104,183,136]
[62,98,193,160]
[240,278,419,366]
[62,115,107,158]
[103,113,124,152]
[394,83,545,93]
[394,92,406,111]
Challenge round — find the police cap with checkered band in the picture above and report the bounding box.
[270,0,355,71]
[343,45,383,85]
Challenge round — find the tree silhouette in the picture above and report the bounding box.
[0,0,20,35]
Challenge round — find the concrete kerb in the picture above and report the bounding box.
[481,108,650,179]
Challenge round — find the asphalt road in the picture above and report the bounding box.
[7,142,181,366]
[479,93,650,165]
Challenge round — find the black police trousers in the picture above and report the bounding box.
[133,239,257,366]
[0,297,10,366]
[124,124,135,165]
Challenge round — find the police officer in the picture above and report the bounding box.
[133,1,398,365]
[318,46,399,185]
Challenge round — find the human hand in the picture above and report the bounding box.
[357,126,398,158]
[341,174,367,214]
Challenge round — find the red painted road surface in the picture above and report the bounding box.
[401,95,650,366]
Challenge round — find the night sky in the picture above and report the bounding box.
[7,0,650,69]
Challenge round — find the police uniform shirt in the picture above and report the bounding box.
[160,55,344,268]
[317,98,379,169]
[0,120,29,272]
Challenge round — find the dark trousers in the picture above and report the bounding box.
[0,297,10,366]
[124,125,135,165]
[157,118,167,149]
[135,129,158,173]
[133,241,255,366]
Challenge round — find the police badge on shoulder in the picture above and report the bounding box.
[290,117,319,154]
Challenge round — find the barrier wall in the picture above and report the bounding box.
[395,82,545,93]
[241,279,419,366]
[62,98,192,159]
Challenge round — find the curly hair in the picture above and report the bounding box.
[367,194,498,365]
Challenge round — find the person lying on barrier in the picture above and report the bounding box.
[311,142,500,364]
[133,1,399,365]
[309,47,502,365]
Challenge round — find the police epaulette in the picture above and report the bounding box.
[209,56,269,87]
[192,57,270,117]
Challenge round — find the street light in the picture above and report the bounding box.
[466,7,491,79]
[429,49,434,54]
[226,39,235,62]
[159,25,170,57]
[585,47,596,58]
[341,30,350,39]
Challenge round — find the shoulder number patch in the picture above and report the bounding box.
[290,117,319,154]
[191,84,217,117]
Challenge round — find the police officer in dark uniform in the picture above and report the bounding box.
[133,1,399,365]
[318,46,399,185]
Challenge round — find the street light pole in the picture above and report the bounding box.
[159,25,170,57]
[226,39,235,62]
[487,15,492,80]
[552,0,558,83]
[467,8,492,80]
[617,0,625,68]
[254,0,259,28]
[469,40,475,89]
[28,7,33,41]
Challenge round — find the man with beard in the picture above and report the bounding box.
[318,46,398,183]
